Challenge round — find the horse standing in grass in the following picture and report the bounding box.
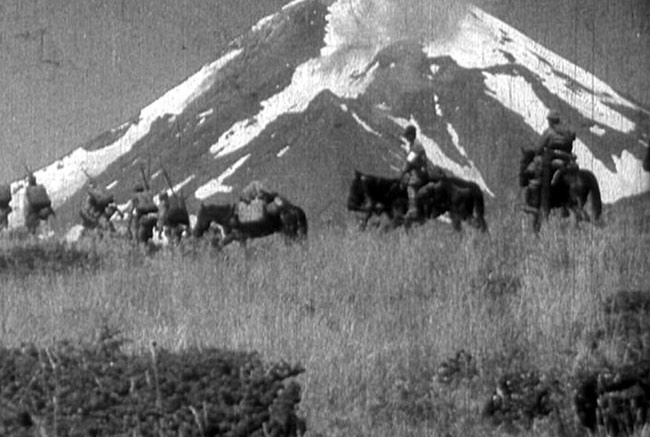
[520,148,602,233]
[418,176,488,232]
[346,170,408,230]
[347,170,487,232]
[193,198,307,248]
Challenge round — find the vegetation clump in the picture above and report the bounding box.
[0,329,306,436]
[0,240,101,275]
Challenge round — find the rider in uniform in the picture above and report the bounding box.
[401,125,428,223]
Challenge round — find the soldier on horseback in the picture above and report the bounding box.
[401,125,430,223]
[523,110,578,218]
[535,110,578,184]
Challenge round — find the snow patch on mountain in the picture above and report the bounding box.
[590,125,607,136]
[425,6,642,134]
[210,52,379,158]
[351,112,381,136]
[277,146,290,157]
[446,123,467,158]
[483,72,548,132]
[162,175,195,197]
[573,139,649,203]
[194,154,250,199]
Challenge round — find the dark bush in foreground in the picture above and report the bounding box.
[0,241,101,275]
[0,332,306,436]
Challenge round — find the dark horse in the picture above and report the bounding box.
[418,176,488,232]
[193,198,308,247]
[347,170,487,231]
[520,148,602,232]
[347,170,408,229]
[643,146,650,172]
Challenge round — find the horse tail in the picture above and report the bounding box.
[585,171,603,220]
[298,208,308,238]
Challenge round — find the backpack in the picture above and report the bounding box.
[0,184,11,208]
[26,185,51,211]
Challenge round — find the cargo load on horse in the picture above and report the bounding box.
[26,184,51,211]
[237,180,278,224]
[237,198,267,223]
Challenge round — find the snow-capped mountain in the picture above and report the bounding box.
[8,0,650,229]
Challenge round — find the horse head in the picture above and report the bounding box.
[347,170,366,211]
[192,202,210,238]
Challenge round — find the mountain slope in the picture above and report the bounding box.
[7,0,650,231]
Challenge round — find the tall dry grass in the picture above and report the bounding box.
[0,209,648,436]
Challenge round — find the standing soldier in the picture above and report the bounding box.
[0,184,12,230]
[80,181,116,234]
[126,184,157,243]
[23,174,54,235]
[401,125,429,224]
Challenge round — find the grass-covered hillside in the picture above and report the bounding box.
[1,206,649,435]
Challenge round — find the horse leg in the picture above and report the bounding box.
[532,212,541,234]
[450,212,462,232]
[358,210,371,231]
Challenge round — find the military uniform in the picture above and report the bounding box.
[534,111,577,185]
[402,125,429,222]
[24,175,53,235]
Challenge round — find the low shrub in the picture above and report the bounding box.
[0,329,306,436]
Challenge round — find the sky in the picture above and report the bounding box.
[0,0,647,182]
[0,0,290,181]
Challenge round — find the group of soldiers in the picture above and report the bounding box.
[400,109,578,224]
[1,110,577,237]
[79,181,189,243]
[79,178,279,244]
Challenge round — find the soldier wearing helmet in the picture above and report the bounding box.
[401,125,429,223]
[535,110,578,182]
[528,110,578,218]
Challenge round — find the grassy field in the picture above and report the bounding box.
[1,208,649,436]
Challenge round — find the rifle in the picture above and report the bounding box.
[161,166,176,197]
[81,167,97,185]
[23,164,34,181]
[139,164,151,191]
